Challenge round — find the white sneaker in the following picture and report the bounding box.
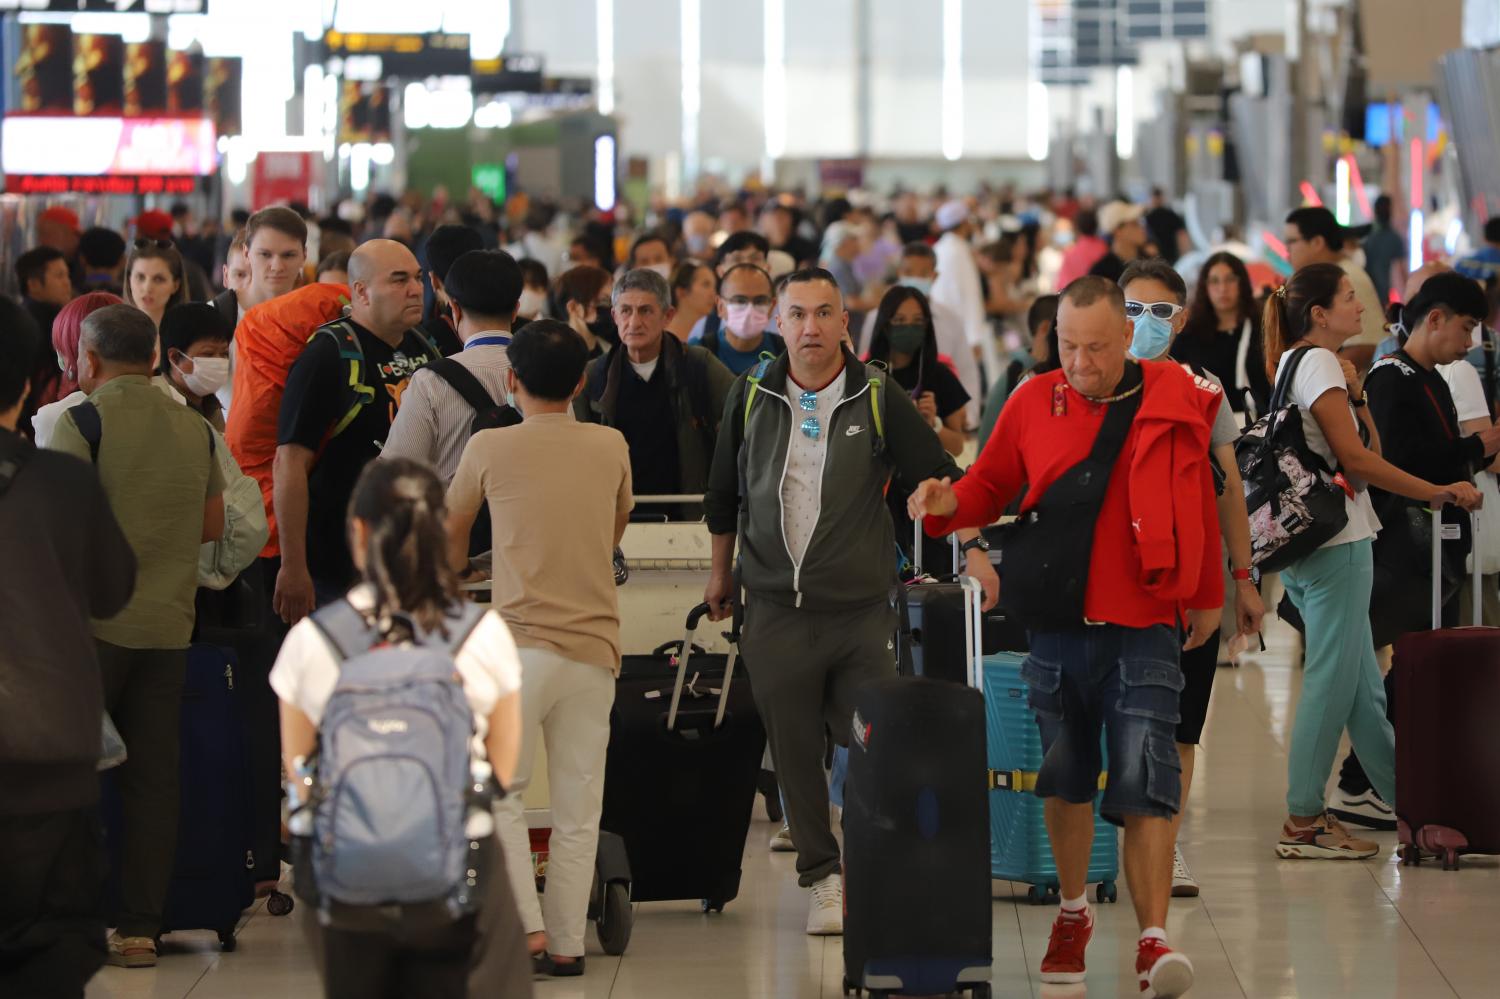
[769,822,795,852]
[806,873,843,935]
[1170,846,1199,898]
[1329,788,1397,831]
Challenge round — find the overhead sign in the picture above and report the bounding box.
[473,53,544,94]
[322,31,471,78]
[0,1,205,10]
[2,116,218,177]
[7,175,198,195]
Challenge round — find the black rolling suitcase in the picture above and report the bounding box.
[901,521,1009,681]
[102,644,278,951]
[600,603,766,912]
[843,676,992,999]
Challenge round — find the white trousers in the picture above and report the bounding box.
[495,646,616,957]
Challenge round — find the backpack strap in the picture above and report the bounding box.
[308,598,382,661]
[425,357,496,414]
[866,374,886,455]
[68,400,102,464]
[742,354,776,430]
[432,601,487,657]
[311,321,377,439]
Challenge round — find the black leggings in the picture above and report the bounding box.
[322,917,476,999]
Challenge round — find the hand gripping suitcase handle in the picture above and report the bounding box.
[666,603,737,732]
[1430,506,1483,629]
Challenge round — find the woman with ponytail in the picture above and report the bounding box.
[1263,263,1482,863]
[270,458,532,998]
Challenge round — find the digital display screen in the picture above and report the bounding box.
[2,116,218,177]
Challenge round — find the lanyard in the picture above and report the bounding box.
[464,333,512,350]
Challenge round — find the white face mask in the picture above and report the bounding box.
[517,287,546,318]
[645,262,673,280]
[175,354,230,397]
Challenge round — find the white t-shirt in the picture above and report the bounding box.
[630,357,660,382]
[780,375,846,565]
[269,585,523,755]
[1274,347,1382,548]
[1438,359,1489,423]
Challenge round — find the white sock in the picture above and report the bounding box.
[1060,894,1088,914]
[1140,926,1167,944]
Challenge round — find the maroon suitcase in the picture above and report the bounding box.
[1394,509,1500,869]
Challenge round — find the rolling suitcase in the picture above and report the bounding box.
[982,651,1120,904]
[901,521,1007,681]
[102,644,272,951]
[842,669,993,999]
[1396,509,1500,869]
[600,603,766,912]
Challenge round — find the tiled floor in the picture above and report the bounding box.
[87,618,1500,998]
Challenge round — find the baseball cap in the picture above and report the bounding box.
[133,210,175,241]
[39,206,81,232]
[1098,201,1146,235]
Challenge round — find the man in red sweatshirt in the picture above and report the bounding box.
[910,276,1222,999]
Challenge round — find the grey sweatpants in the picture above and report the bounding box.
[739,595,898,886]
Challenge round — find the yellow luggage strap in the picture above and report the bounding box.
[988,770,1108,793]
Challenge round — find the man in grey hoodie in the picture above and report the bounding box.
[703,268,997,936]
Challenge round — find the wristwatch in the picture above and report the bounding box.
[1350,394,1368,409]
[960,536,991,556]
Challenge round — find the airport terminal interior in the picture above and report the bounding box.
[4,1,1500,998]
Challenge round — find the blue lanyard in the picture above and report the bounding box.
[465,334,512,350]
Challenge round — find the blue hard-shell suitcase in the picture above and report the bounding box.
[982,651,1120,904]
[103,644,281,951]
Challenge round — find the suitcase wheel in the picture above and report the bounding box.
[218,928,237,952]
[969,985,992,999]
[1401,844,1422,867]
[1442,850,1461,872]
[1096,880,1118,904]
[700,897,727,914]
[594,882,633,956]
[265,890,295,917]
[1026,884,1054,905]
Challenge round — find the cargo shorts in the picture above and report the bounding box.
[1021,623,1184,826]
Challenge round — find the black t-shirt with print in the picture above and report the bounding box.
[889,354,971,422]
[278,319,437,587]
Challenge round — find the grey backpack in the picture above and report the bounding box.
[295,598,492,929]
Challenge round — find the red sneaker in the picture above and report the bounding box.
[1039,907,1093,984]
[1136,937,1194,997]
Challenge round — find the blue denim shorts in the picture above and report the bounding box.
[1022,624,1185,826]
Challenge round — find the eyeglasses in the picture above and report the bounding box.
[1124,300,1184,321]
[725,295,774,309]
[132,238,172,250]
[798,390,820,441]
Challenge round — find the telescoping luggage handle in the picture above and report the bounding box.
[912,516,986,689]
[1431,506,1483,629]
[665,602,738,732]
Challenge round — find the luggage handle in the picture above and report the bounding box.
[666,603,737,732]
[912,515,961,578]
[913,518,986,687]
[1430,506,1483,630]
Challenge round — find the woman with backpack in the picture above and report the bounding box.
[270,457,529,998]
[1261,263,1481,862]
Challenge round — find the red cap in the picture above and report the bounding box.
[134,210,175,240]
[38,206,81,232]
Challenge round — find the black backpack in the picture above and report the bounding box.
[424,359,521,556]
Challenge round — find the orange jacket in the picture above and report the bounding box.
[224,284,349,557]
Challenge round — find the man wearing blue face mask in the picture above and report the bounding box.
[858,242,980,429]
[1119,258,1264,900]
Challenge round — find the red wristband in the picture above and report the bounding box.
[1230,568,1252,582]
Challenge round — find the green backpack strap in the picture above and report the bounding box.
[310,320,376,438]
[742,353,777,431]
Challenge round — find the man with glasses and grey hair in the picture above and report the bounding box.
[702,268,998,936]
[575,267,734,519]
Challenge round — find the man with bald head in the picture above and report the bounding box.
[909,275,1222,996]
[272,238,442,622]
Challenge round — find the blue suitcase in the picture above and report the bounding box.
[102,644,284,951]
[981,651,1119,904]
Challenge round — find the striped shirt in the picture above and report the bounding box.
[381,331,515,484]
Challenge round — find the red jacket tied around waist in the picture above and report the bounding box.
[926,360,1224,628]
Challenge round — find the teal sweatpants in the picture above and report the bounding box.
[1280,539,1396,817]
